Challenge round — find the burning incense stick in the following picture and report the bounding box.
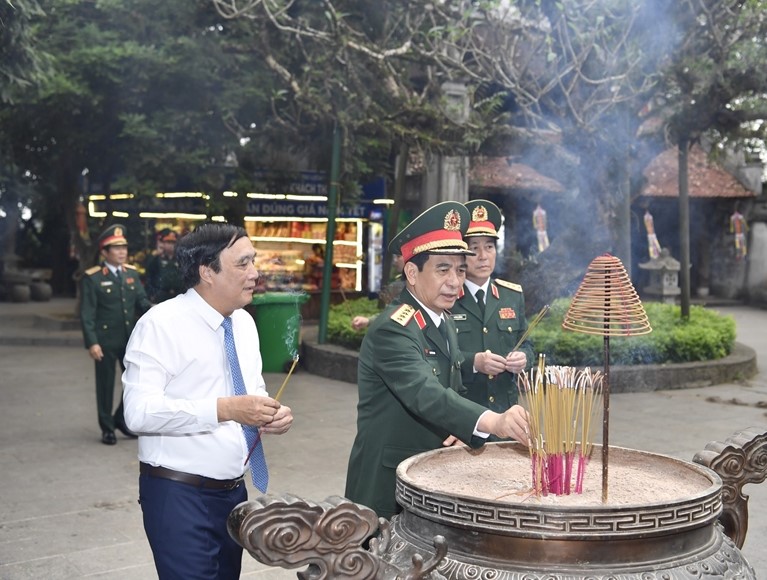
[518,355,547,495]
[244,355,300,465]
[274,355,300,401]
[511,304,550,353]
[575,368,603,493]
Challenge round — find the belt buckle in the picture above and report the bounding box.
[219,477,242,491]
[228,477,243,490]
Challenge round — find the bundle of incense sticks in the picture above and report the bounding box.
[517,355,603,496]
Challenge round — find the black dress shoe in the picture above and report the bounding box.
[101,431,117,445]
[115,421,138,439]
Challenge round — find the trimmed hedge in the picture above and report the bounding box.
[327,297,381,349]
[531,299,736,366]
[327,297,736,366]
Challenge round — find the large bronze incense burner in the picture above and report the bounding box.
[228,427,767,579]
[387,441,742,578]
[229,256,765,578]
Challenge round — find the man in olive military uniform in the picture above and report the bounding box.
[80,224,152,445]
[345,201,529,520]
[144,228,183,303]
[451,200,534,418]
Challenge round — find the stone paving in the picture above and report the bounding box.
[0,298,765,578]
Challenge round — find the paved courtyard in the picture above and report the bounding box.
[0,299,765,578]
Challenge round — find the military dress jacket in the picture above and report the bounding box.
[345,288,490,520]
[144,254,183,303]
[450,279,534,413]
[80,263,151,351]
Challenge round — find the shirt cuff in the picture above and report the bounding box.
[473,410,491,438]
[199,399,221,428]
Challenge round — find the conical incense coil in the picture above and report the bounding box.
[562,254,651,337]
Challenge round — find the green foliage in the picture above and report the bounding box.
[0,0,48,103]
[326,297,737,365]
[531,299,736,366]
[327,297,381,349]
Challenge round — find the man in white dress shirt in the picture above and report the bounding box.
[123,222,293,580]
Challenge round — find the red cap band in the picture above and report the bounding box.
[400,229,466,262]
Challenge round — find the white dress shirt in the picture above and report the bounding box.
[104,263,121,277]
[464,278,490,305]
[122,288,267,480]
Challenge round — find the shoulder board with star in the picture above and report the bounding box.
[124,264,138,271]
[495,278,523,293]
[390,304,416,326]
[85,266,102,276]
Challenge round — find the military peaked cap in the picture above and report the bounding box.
[157,228,178,242]
[98,224,129,249]
[389,201,474,263]
[464,199,502,239]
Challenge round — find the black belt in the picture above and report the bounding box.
[140,462,244,490]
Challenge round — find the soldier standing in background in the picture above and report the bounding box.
[80,224,151,445]
[451,200,534,420]
[144,228,183,303]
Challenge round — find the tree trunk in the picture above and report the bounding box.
[1,188,20,269]
[383,142,408,279]
[613,153,632,276]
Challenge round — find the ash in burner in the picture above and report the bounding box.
[402,442,714,506]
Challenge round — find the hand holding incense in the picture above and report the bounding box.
[244,355,300,465]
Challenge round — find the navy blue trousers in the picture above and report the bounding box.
[139,474,248,580]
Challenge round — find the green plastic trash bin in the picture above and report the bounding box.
[250,292,309,372]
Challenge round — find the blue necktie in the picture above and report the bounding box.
[222,317,269,492]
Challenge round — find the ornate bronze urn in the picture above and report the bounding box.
[228,427,766,579]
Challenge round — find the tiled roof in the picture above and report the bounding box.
[469,156,565,193]
[641,145,755,198]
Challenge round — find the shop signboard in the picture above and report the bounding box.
[245,199,368,219]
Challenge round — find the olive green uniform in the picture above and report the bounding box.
[345,289,490,520]
[80,263,151,433]
[451,279,534,413]
[144,254,183,303]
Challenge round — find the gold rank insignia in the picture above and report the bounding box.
[390,304,415,326]
[495,279,523,293]
[499,308,516,319]
[85,266,101,275]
